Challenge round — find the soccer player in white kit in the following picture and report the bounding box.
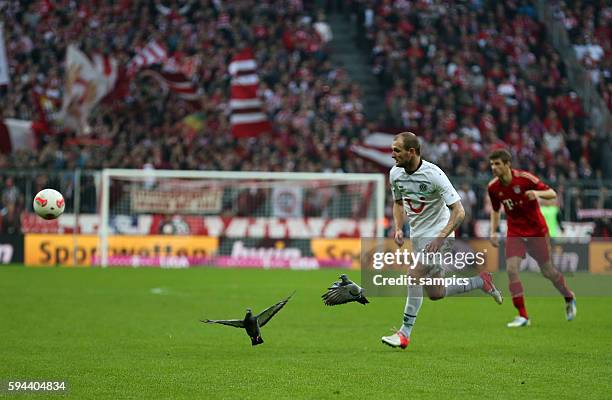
[381,132,503,349]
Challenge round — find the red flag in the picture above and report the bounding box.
[140,69,200,106]
[32,89,62,134]
[229,48,271,138]
[164,54,200,79]
[101,66,130,103]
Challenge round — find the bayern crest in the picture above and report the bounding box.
[513,185,521,194]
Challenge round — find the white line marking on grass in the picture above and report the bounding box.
[150,287,167,295]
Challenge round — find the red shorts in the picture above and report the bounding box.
[505,236,551,265]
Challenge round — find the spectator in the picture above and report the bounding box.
[1,178,20,208]
[0,203,21,235]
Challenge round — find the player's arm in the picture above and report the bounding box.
[488,185,502,247]
[526,187,556,201]
[425,200,464,253]
[490,208,501,247]
[425,170,464,252]
[393,200,405,246]
[438,200,465,238]
[390,174,405,247]
[523,172,556,200]
[435,170,463,238]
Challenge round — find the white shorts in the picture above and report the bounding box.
[411,237,455,277]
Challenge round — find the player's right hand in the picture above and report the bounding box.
[490,233,499,248]
[394,230,404,247]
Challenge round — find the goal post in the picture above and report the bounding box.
[98,169,386,267]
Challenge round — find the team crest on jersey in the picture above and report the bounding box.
[419,183,428,192]
[513,185,521,194]
[407,197,426,214]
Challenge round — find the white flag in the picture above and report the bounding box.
[61,45,118,134]
[0,119,35,152]
[272,186,304,218]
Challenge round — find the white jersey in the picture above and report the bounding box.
[390,160,461,238]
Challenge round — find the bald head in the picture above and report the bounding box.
[394,132,420,155]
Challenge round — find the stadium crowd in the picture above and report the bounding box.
[555,0,611,110]
[357,0,607,184]
[1,0,372,174]
[0,0,609,234]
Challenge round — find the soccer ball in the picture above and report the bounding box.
[33,189,65,220]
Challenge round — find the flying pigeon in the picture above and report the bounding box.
[322,274,369,306]
[201,293,294,346]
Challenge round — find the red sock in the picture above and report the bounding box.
[509,281,528,319]
[553,274,574,302]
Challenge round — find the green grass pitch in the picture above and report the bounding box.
[1,266,611,399]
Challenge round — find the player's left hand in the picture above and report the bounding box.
[425,237,444,253]
[525,190,537,200]
[394,230,404,247]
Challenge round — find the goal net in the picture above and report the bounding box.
[98,169,385,268]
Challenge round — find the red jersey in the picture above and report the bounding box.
[488,169,550,237]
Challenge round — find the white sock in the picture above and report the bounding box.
[400,285,423,338]
[444,276,484,296]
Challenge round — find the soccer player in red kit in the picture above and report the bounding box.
[488,149,576,327]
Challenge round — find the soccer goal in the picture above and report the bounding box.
[98,169,386,267]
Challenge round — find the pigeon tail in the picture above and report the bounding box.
[251,336,264,346]
[357,296,370,305]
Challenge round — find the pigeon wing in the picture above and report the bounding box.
[256,293,293,327]
[322,282,365,306]
[201,318,245,328]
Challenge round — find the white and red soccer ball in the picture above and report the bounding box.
[33,189,65,220]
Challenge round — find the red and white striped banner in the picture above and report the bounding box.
[229,48,271,138]
[127,40,168,77]
[140,69,199,101]
[350,132,395,168]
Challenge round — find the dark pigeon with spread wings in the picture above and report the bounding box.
[202,292,294,346]
[322,274,369,306]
